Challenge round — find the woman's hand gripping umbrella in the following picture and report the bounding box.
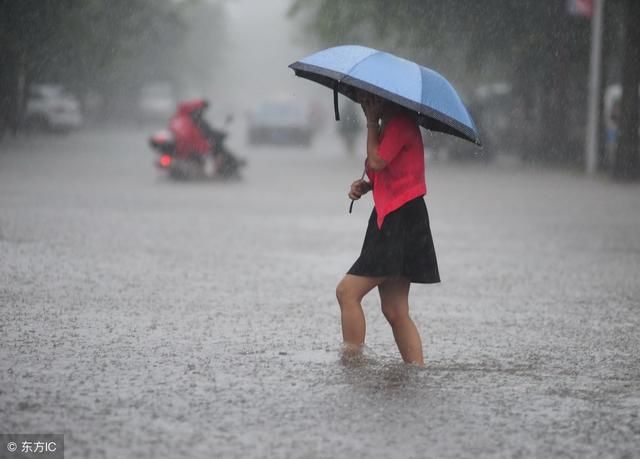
[348,168,368,213]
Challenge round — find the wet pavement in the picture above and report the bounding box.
[1,127,639,458]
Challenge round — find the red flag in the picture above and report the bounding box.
[567,0,593,18]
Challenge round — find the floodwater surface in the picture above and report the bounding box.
[1,127,639,458]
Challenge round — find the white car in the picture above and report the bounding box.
[247,98,313,146]
[24,84,83,132]
[137,82,176,124]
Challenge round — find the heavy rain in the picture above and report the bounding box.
[1,1,639,458]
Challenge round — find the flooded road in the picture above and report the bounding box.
[1,127,639,458]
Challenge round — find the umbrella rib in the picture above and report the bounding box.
[339,51,384,82]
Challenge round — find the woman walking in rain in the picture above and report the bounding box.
[336,90,440,366]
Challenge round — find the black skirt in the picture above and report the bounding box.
[347,197,440,284]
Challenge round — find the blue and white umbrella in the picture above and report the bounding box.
[289,45,481,145]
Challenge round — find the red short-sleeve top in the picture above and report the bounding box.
[366,113,427,229]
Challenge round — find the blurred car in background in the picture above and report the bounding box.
[434,82,527,162]
[471,82,513,156]
[137,82,176,124]
[247,98,313,146]
[23,83,83,132]
[426,82,515,162]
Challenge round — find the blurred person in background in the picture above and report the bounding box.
[168,98,228,174]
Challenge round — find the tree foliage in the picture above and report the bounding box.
[0,0,194,134]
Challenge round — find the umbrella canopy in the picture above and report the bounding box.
[289,45,481,145]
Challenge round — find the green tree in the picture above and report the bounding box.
[0,0,189,134]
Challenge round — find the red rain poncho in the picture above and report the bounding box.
[168,99,212,158]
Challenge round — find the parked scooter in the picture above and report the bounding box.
[149,99,246,180]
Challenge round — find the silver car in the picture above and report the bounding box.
[24,84,83,132]
[247,99,313,146]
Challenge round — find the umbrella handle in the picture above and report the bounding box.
[348,168,366,214]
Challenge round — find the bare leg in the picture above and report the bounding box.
[336,274,386,354]
[379,277,424,365]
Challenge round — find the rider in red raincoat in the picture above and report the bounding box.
[167,98,244,178]
[168,99,214,159]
